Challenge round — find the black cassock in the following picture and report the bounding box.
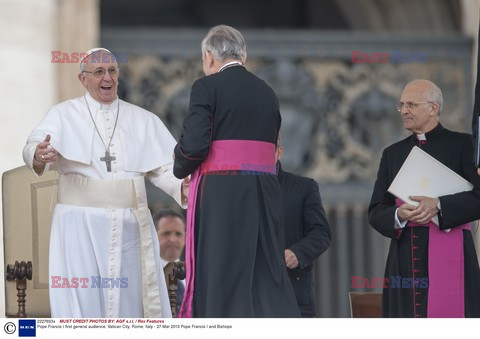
[174,65,300,317]
[369,123,480,317]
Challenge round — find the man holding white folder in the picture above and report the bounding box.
[369,79,480,318]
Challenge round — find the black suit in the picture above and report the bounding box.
[176,280,184,315]
[277,162,331,316]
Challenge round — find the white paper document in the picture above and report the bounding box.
[388,146,473,226]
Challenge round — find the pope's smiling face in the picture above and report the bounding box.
[78,52,119,104]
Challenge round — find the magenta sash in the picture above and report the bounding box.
[395,199,469,317]
[178,140,276,317]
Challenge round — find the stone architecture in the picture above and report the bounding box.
[1,0,479,317]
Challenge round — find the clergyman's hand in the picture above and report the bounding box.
[33,134,58,174]
[397,202,418,222]
[34,134,58,163]
[284,249,299,269]
[408,195,439,225]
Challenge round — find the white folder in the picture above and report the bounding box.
[387,146,473,226]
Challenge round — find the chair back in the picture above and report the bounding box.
[349,292,382,318]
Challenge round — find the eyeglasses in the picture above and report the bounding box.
[396,101,433,112]
[82,66,119,78]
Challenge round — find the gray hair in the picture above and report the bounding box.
[430,82,443,114]
[201,25,246,62]
[407,79,443,115]
[80,61,87,73]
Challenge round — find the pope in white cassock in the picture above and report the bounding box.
[22,48,187,318]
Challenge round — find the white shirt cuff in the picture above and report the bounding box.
[394,208,407,229]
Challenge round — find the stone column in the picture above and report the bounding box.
[57,0,100,101]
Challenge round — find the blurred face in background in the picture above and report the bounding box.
[156,216,185,262]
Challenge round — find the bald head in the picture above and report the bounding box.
[399,79,443,134]
[402,79,443,114]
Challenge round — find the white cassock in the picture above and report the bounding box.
[23,92,183,318]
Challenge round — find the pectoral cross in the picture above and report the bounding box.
[100,149,116,172]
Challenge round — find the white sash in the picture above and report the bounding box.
[57,174,162,317]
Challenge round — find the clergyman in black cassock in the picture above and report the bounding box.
[173,25,300,318]
[276,144,331,317]
[369,79,480,318]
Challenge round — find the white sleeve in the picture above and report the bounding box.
[147,161,186,209]
[394,208,408,229]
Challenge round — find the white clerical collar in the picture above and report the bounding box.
[416,133,426,141]
[85,91,119,111]
[218,61,243,73]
